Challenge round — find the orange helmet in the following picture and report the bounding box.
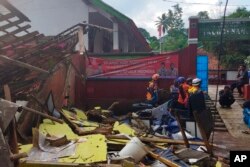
[152,73,160,80]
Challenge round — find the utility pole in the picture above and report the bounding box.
[159,38,162,54]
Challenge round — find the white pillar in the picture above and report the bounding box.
[78,27,84,54]
[113,22,119,51]
[83,32,89,51]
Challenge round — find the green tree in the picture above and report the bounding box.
[201,8,250,69]
[156,13,168,35]
[227,7,250,18]
[138,27,159,51]
[138,28,150,40]
[156,4,187,51]
[197,11,210,19]
[148,36,160,50]
[222,7,250,68]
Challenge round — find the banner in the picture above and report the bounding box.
[86,54,179,79]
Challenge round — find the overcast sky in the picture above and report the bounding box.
[6,0,250,36]
[103,0,250,37]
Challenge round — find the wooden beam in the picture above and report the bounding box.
[0,128,14,167]
[10,152,28,161]
[21,161,80,166]
[0,31,39,48]
[20,106,63,124]
[0,25,31,41]
[0,0,30,22]
[12,33,44,48]
[0,13,15,22]
[3,85,19,156]
[78,26,85,54]
[148,150,180,167]
[0,19,24,31]
[106,135,226,149]
[174,110,190,148]
[0,54,50,74]
[193,110,213,154]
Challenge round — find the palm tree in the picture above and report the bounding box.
[156,13,168,35]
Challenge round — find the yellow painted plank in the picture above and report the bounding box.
[113,122,135,136]
[72,108,88,120]
[39,119,78,140]
[19,144,33,154]
[20,121,107,165]
[59,134,107,164]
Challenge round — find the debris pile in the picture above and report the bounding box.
[1,97,230,167]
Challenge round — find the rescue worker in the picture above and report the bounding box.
[146,81,158,106]
[230,64,249,96]
[177,77,189,108]
[188,78,206,117]
[152,73,160,89]
[170,77,189,111]
[169,79,179,100]
[188,78,200,94]
[219,85,235,108]
[186,77,193,86]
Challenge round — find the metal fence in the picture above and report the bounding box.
[208,69,238,85]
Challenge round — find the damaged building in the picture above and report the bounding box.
[0,0,242,167]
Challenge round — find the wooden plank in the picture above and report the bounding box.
[174,110,189,148]
[214,122,226,127]
[0,1,30,22]
[0,128,14,167]
[193,110,213,154]
[0,13,15,22]
[0,31,39,48]
[214,118,223,122]
[106,135,225,149]
[0,24,31,41]
[214,127,228,132]
[21,106,63,124]
[0,54,50,74]
[3,84,11,100]
[148,150,180,167]
[0,19,23,31]
[3,85,19,155]
[22,161,80,166]
[12,33,44,49]
[10,153,28,161]
[0,99,18,132]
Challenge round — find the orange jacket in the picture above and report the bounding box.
[178,83,190,105]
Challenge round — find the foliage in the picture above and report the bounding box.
[156,13,167,34]
[200,8,250,69]
[156,4,184,36]
[138,27,159,51]
[244,56,250,68]
[138,28,150,40]
[162,31,187,51]
[227,7,250,18]
[156,4,187,51]
[197,11,210,19]
[148,36,160,50]
[220,53,246,69]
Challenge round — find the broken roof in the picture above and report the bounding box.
[0,1,81,98]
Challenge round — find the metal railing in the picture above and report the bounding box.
[208,69,238,84]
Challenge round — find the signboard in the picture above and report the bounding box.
[86,54,179,79]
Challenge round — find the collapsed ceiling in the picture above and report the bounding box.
[0,0,81,99]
